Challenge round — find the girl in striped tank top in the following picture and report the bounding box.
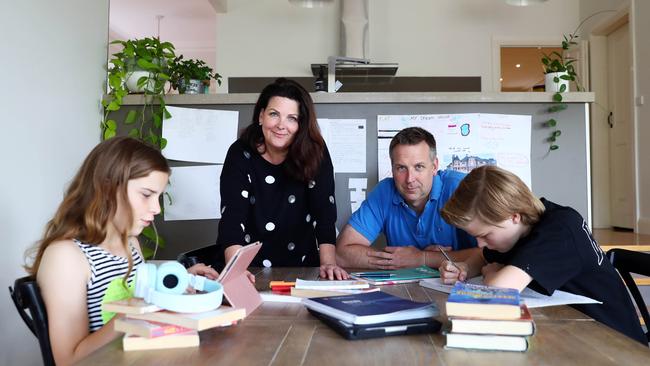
[24,137,218,365]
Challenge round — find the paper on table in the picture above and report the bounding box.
[164,165,222,221]
[259,292,303,304]
[419,277,601,309]
[295,279,370,290]
[163,106,238,164]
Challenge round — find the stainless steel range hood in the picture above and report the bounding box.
[310,0,398,92]
[310,62,399,77]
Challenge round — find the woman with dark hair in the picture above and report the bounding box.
[25,137,217,365]
[217,78,348,280]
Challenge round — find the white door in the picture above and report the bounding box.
[607,23,635,229]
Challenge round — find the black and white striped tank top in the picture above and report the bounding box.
[74,239,143,332]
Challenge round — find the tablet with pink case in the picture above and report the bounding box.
[217,242,262,316]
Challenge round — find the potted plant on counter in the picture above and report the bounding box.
[103,37,176,148]
[540,9,615,151]
[541,33,582,100]
[169,56,222,94]
[540,33,582,151]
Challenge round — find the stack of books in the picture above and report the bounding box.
[303,291,441,340]
[291,279,378,298]
[444,282,535,352]
[103,298,246,351]
[268,279,379,298]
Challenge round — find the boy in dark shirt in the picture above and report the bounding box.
[438,165,646,345]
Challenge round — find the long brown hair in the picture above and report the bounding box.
[240,78,325,182]
[25,137,170,280]
[441,165,545,227]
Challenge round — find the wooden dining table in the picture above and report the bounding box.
[78,267,650,366]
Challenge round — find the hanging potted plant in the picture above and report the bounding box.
[102,37,176,258]
[540,10,615,151]
[169,56,222,94]
[102,37,176,148]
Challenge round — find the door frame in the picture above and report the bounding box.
[588,6,636,230]
[490,37,562,93]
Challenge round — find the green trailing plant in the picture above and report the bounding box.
[102,37,176,149]
[169,55,222,93]
[102,37,177,258]
[541,33,581,151]
[541,10,615,151]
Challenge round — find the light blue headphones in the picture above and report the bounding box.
[134,261,223,313]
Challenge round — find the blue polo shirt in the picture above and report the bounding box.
[348,169,477,250]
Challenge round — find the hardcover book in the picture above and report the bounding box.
[114,318,193,338]
[350,266,439,285]
[127,306,246,331]
[102,298,161,315]
[445,332,529,352]
[302,291,439,325]
[449,304,535,336]
[122,331,199,351]
[446,282,521,319]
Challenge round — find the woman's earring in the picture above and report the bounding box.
[258,121,262,126]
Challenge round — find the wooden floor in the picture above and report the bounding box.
[593,228,650,252]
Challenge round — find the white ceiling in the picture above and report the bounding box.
[109,0,217,48]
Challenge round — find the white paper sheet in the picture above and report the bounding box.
[164,165,222,221]
[377,113,532,188]
[348,178,368,213]
[163,106,239,164]
[318,118,367,173]
[419,277,600,308]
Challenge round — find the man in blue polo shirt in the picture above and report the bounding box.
[336,127,478,269]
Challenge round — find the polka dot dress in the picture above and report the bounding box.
[217,139,337,267]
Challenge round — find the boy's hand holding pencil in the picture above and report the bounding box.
[437,246,468,284]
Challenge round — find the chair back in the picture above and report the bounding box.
[606,248,650,343]
[177,244,225,272]
[9,276,55,366]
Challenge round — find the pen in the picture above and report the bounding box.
[438,245,462,273]
[354,272,395,278]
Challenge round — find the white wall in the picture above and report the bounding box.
[216,0,579,92]
[0,1,108,364]
[632,0,650,234]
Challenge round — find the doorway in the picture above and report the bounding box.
[500,46,563,92]
[606,22,634,229]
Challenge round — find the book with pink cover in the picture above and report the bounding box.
[217,242,262,317]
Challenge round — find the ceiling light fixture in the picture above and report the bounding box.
[505,0,548,6]
[288,0,334,8]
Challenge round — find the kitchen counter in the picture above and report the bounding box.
[119,92,595,105]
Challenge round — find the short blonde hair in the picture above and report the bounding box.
[441,165,545,227]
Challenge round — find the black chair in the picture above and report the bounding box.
[9,276,55,366]
[606,248,650,343]
[177,244,225,272]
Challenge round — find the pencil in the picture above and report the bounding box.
[438,245,462,272]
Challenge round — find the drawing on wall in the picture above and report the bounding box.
[377,113,532,188]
